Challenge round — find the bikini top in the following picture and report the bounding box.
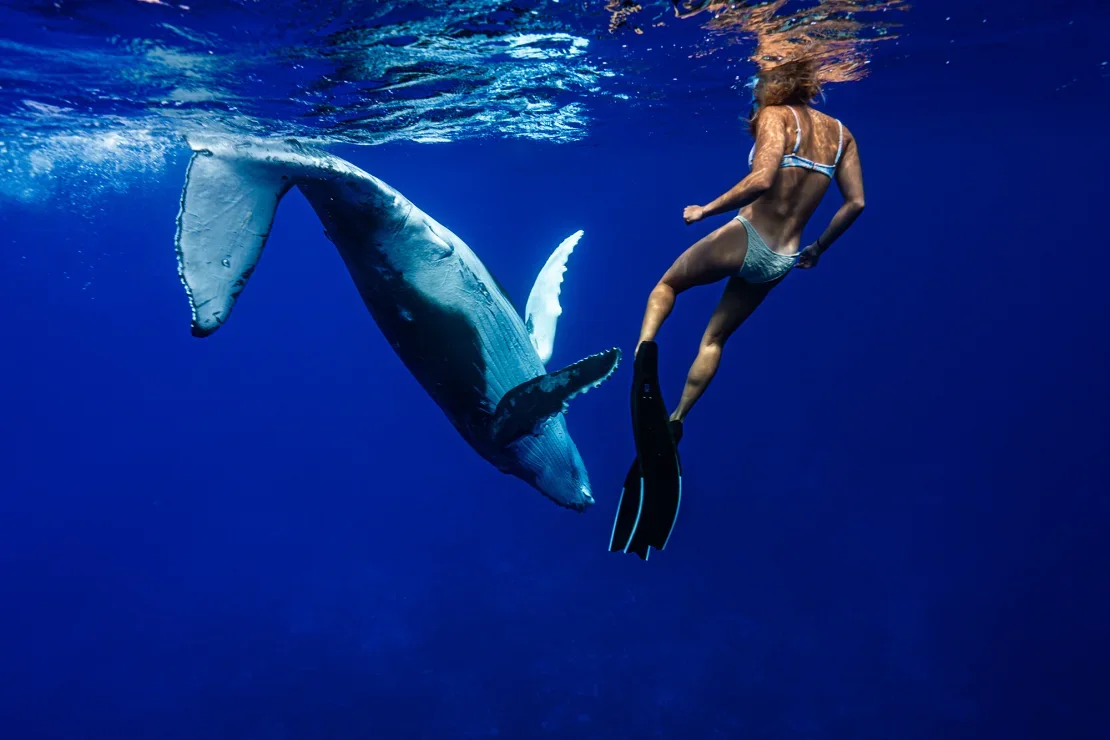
[748,106,844,178]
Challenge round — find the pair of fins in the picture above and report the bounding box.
[609,341,683,561]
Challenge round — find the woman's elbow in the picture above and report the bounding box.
[749,179,775,199]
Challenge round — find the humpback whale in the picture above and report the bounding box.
[174,137,620,511]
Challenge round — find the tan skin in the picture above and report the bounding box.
[636,102,866,425]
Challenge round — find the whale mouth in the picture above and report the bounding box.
[551,488,593,514]
[554,497,591,514]
[578,485,596,508]
[528,459,595,513]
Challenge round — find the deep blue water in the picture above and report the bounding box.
[1,2,1109,739]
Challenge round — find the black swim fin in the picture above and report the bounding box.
[608,341,682,560]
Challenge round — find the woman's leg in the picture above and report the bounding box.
[670,276,779,423]
[637,219,750,351]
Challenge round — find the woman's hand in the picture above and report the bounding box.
[796,242,823,270]
[683,205,706,225]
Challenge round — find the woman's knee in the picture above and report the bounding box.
[696,339,724,363]
[649,281,677,303]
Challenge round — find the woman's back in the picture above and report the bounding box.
[743,105,857,254]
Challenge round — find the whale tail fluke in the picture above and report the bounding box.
[490,347,622,448]
[174,139,300,337]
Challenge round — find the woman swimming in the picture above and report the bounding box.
[636,59,866,440]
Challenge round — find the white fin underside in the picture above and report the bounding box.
[524,229,583,365]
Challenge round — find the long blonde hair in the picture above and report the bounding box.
[747,59,823,136]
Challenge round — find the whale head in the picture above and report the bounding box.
[501,416,595,511]
[486,349,622,511]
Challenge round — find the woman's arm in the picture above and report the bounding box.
[685,109,787,223]
[810,133,866,255]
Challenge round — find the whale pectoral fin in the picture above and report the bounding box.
[490,347,621,448]
[524,230,583,365]
[175,143,294,337]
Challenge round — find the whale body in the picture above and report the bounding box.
[173,137,619,510]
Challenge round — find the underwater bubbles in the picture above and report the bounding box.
[0,117,176,206]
